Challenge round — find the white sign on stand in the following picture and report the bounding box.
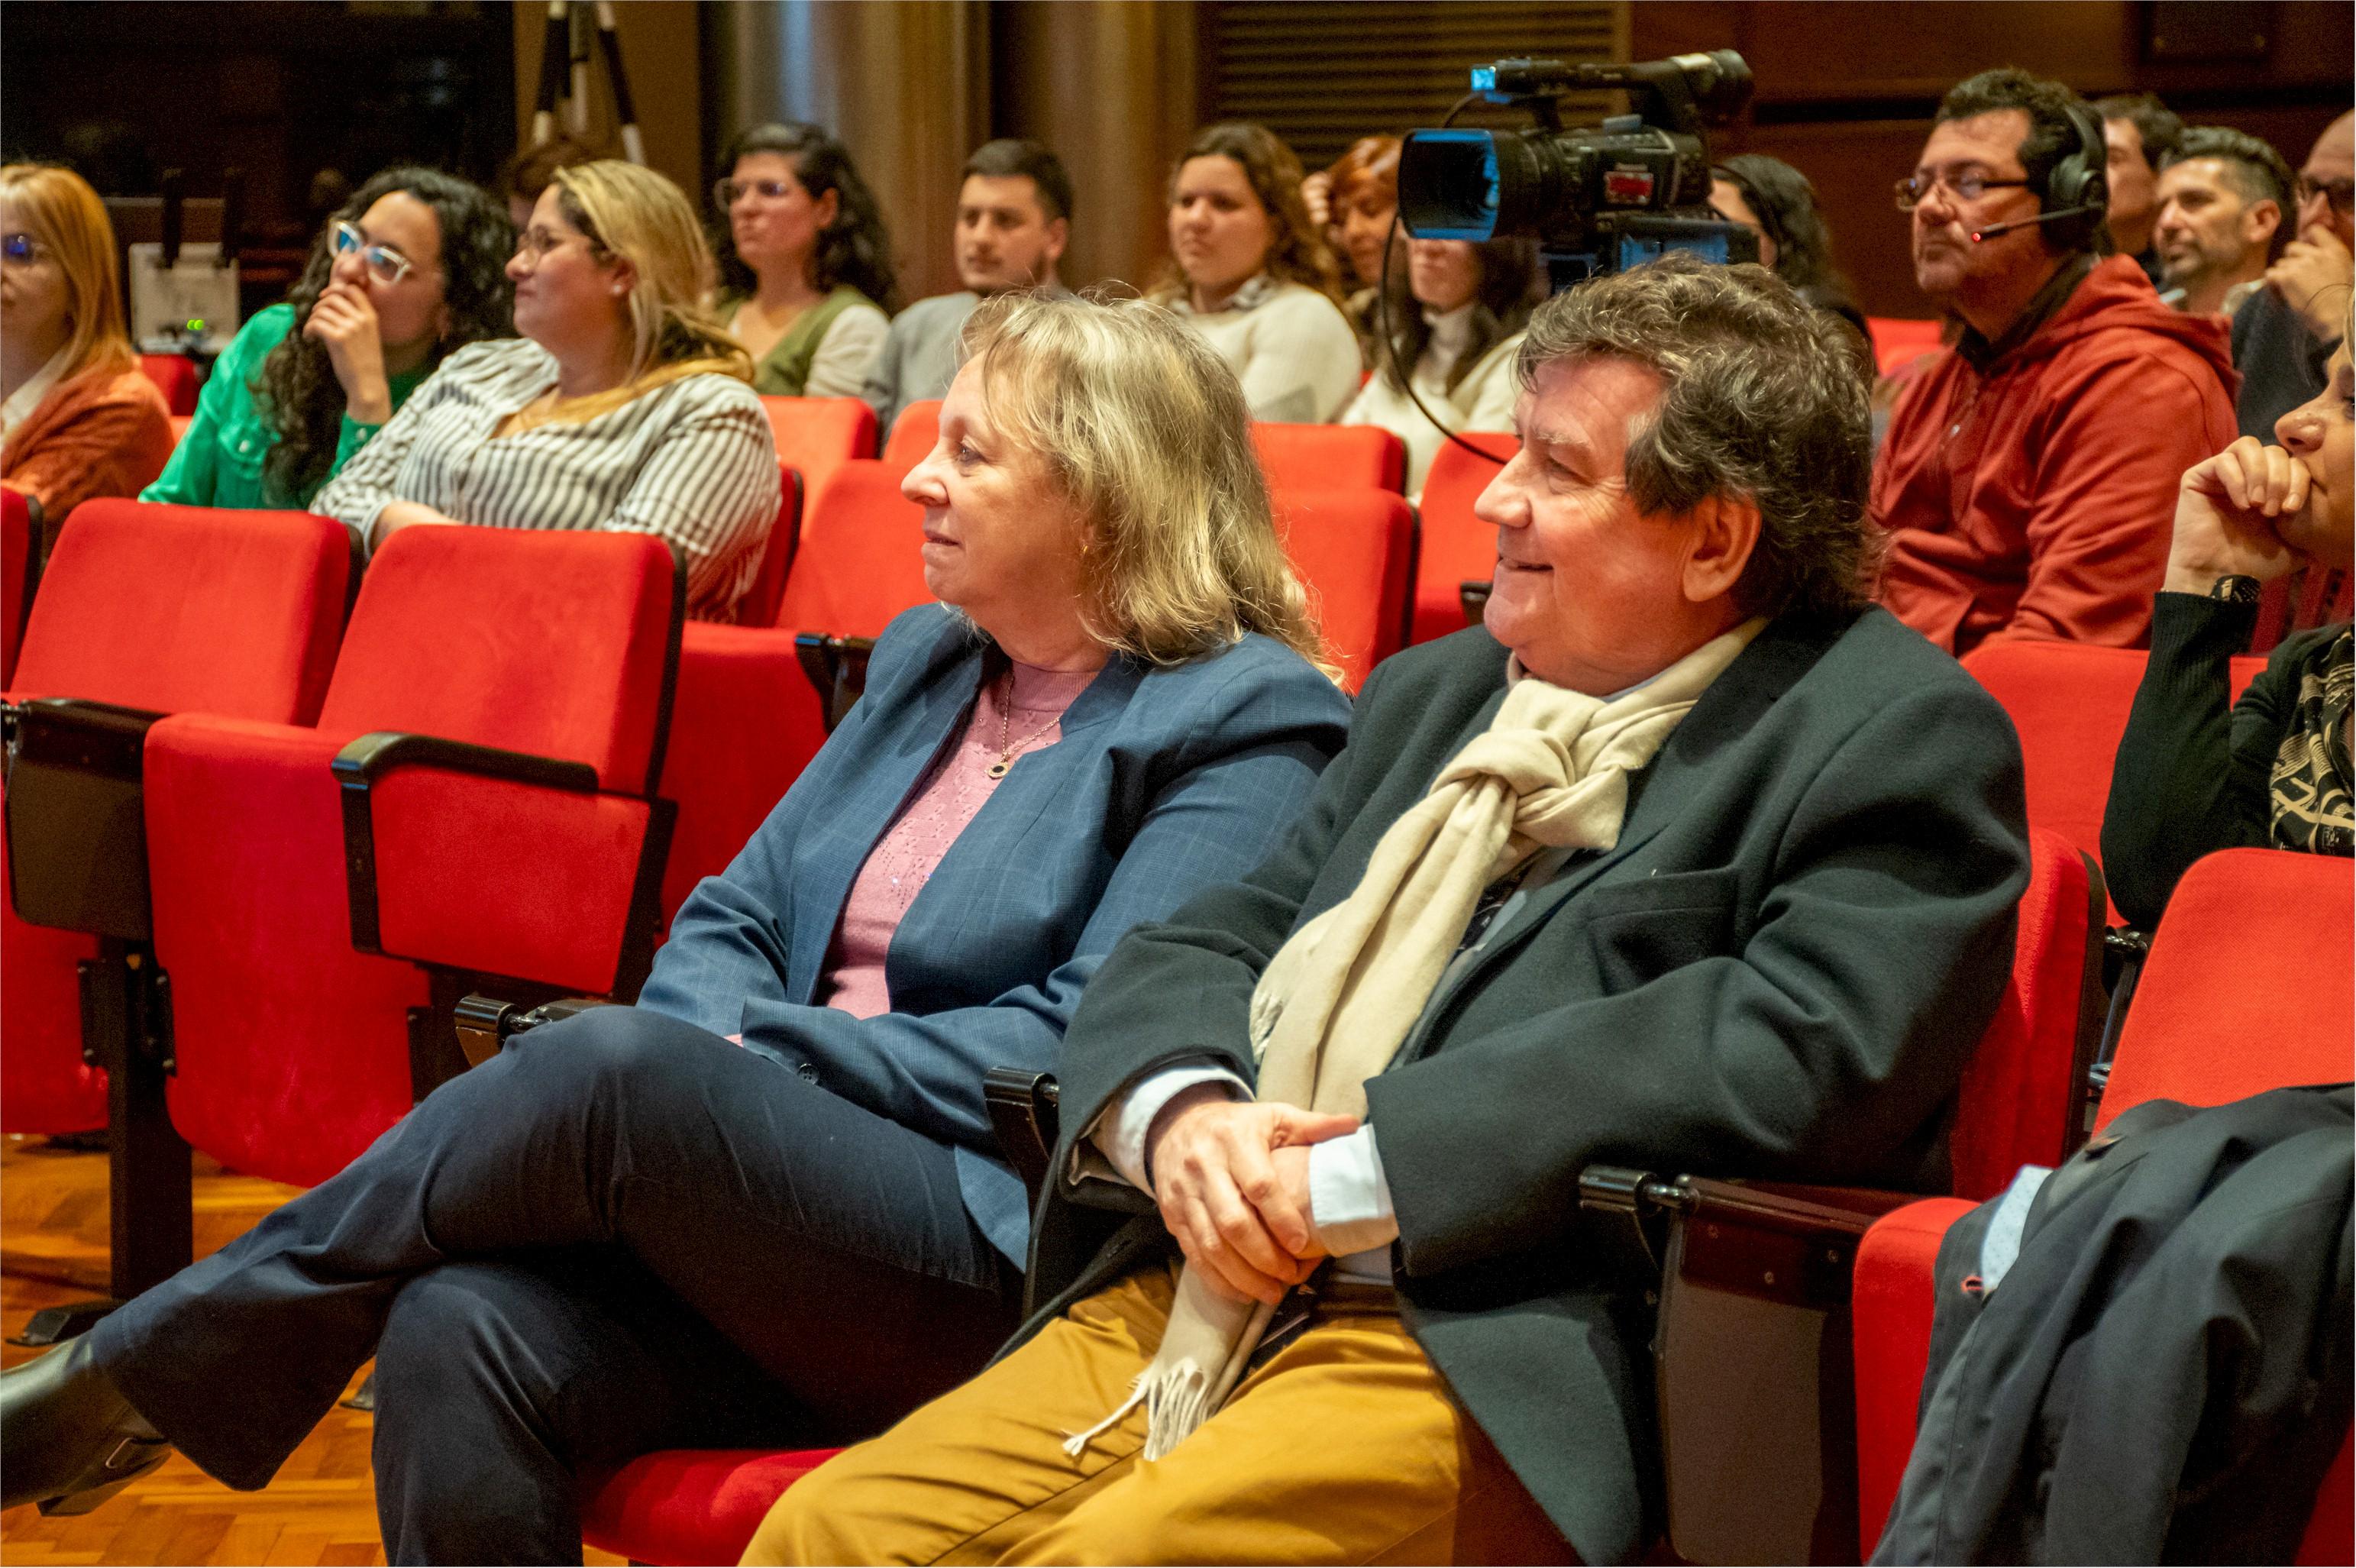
[126,242,239,354]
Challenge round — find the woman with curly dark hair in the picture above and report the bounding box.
[141,166,512,510]
[1148,122,1359,424]
[713,122,897,399]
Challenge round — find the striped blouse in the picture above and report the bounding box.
[312,338,781,619]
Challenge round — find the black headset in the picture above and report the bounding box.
[2039,99,2111,252]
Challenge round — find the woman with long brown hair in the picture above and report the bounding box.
[0,163,173,545]
[1149,122,1361,424]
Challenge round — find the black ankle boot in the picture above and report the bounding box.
[0,1333,173,1515]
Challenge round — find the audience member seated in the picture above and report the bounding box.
[1337,235,1537,497]
[1874,69,2238,655]
[495,132,600,232]
[0,293,1353,1561]
[141,167,515,512]
[0,163,173,548]
[2102,327,2352,928]
[2153,127,2292,317]
[862,138,1071,434]
[1302,134,1401,363]
[742,254,2031,1568]
[713,122,895,399]
[312,161,778,619]
[2234,111,2354,441]
[1150,121,1361,424]
[1708,152,1873,373]
[2096,91,2185,285]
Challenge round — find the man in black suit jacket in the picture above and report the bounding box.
[746,255,2031,1566]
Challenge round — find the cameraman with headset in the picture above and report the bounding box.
[1874,67,2239,658]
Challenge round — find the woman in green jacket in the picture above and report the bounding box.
[143,166,513,510]
[712,124,897,399]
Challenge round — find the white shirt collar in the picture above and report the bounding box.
[1175,273,1280,318]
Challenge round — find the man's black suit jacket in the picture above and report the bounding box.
[1020,606,2031,1563]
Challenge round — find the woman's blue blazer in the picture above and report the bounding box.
[637,603,1353,1259]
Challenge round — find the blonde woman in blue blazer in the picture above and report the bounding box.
[4,295,1353,1560]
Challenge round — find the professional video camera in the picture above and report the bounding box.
[1398,49,1759,289]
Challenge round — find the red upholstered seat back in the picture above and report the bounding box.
[2,487,34,689]
[1947,829,2101,1201]
[316,527,677,794]
[774,461,932,639]
[581,1448,842,1566]
[1275,487,1414,693]
[2096,847,2354,1132]
[1865,317,1944,376]
[137,353,199,416]
[11,500,350,723]
[1412,432,1516,644]
[760,397,875,537]
[1965,642,2272,913]
[735,467,803,629]
[1254,423,1406,493]
[882,399,941,474]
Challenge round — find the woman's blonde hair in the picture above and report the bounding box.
[0,163,134,383]
[535,160,751,425]
[959,291,1336,681]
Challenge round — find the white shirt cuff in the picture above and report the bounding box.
[1081,1062,1252,1191]
[1307,1125,1398,1257]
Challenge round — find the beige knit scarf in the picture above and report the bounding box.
[1063,618,1766,1464]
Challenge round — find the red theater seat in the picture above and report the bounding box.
[2,487,37,689]
[774,461,932,641]
[1963,639,2266,920]
[732,467,803,629]
[1253,423,1406,493]
[144,527,682,1188]
[654,622,832,929]
[1275,487,1414,693]
[581,1447,842,1566]
[1853,847,2355,1560]
[137,354,199,417]
[759,397,876,545]
[3,502,351,1140]
[881,399,940,474]
[1411,432,1515,645]
[1864,317,1944,377]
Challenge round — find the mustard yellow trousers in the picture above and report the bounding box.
[742,1259,1576,1566]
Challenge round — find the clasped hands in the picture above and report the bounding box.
[1146,1091,1360,1306]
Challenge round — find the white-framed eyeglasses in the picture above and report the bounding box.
[332,221,415,285]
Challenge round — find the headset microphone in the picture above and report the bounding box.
[1970,204,2102,243]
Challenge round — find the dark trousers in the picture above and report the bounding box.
[86,1006,1023,1564]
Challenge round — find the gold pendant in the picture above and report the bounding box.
[986,761,1010,780]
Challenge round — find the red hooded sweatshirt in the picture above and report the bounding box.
[1873,255,2238,656]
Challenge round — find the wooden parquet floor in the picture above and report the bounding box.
[0,1137,625,1566]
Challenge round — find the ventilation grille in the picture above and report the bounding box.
[1202,1,1628,170]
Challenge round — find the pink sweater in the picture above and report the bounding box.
[816,659,1098,1018]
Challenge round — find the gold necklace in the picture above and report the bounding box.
[987,670,1064,780]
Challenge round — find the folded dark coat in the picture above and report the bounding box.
[1875,1085,2356,1566]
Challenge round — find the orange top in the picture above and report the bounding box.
[2,363,175,551]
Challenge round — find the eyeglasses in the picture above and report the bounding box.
[1895,169,2036,212]
[713,177,800,209]
[0,232,45,265]
[332,221,415,285]
[2295,173,2355,217]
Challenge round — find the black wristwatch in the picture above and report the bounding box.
[2208,574,2261,605]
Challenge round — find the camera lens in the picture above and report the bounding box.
[1399,131,1503,240]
